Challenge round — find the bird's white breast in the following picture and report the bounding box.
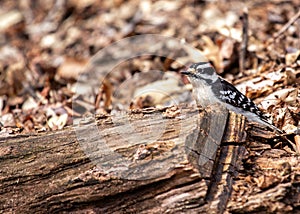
[192,81,220,107]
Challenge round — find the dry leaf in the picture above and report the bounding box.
[47,113,68,130]
[260,88,298,109]
[22,97,38,111]
[285,50,300,66]
[199,35,223,73]
[0,10,23,31]
[56,57,89,81]
[0,113,16,127]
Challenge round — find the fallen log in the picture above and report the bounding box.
[0,106,298,213]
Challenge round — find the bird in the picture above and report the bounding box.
[181,62,283,133]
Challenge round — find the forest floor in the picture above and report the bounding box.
[0,0,299,213]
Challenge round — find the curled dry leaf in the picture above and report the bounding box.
[0,113,16,127]
[47,113,68,130]
[260,88,298,110]
[283,124,298,134]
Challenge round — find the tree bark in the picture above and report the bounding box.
[0,106,299,213]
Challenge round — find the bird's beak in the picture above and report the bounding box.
[181,67,196,75]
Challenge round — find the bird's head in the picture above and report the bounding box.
[181,62,218,85]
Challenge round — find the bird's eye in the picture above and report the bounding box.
[198,69,204,73]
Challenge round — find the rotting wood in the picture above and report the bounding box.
[0,106,299,213]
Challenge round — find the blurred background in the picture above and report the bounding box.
[0,0,299,132]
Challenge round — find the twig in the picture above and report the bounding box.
[273,9,300,40]
[239,7,248,74]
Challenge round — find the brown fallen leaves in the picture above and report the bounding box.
[0,0,298,144]
[0,1,299,213]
